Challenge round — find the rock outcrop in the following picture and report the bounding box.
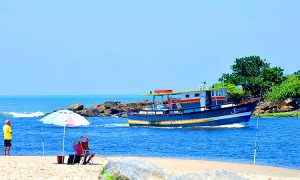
[67,100,152,118]
[77,109,94,117]
[68,98,300,117]
[254,98,300,115]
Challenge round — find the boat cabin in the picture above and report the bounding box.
[146,88,228,111]
[180,88,227,109]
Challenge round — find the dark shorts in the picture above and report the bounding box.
[4,140,12,147]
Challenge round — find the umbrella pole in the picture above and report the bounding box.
[42,125,45,157]
[62,125,66,156]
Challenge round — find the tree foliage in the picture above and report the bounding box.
[265,74,300,101]
[211,82,244,103]
[219,56,284,97]
[293,69,300,75]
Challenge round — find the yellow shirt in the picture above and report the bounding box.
[3,125,12,140]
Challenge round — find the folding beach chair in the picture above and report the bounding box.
[73,136,95,165]
[79,141,95,164]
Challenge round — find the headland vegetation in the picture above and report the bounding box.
[64,56,300,118]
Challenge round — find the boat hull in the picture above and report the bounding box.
[128,101,257,127]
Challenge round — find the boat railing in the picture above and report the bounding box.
[129,108,201,115]
[128,101,242,115]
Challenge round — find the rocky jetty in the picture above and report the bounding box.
[67,98,300,118]
[68,100,153,118]
[254,98,300,115]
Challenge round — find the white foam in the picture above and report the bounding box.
[6,112,45,118]
[217,124,246,128]
[96,123,129,128]
[192,123,246,129]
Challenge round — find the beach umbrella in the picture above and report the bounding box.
[40,110,90,156]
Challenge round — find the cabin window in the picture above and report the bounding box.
[212,91,214,96]
[195,93,199,97]
[185,94,190,98]
[219,89,225,96]
[216,90,220,96]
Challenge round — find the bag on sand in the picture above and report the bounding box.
[67,154,81,164]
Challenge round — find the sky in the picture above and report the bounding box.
[0,0,299,95]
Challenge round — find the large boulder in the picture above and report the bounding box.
[103,101,121,108]
[280,105,294,112]
[253,109,265,114]
[89,104,106,116]
[126,100,152,111]
[284,98,300,109]
[77,109,94,117]
[258,104,270,111]
[68,104,84,112]
[258,102,278,111]
[296,98,300,109]
[264,109,274,114]
[283,98,295,106]
[99,161,246,180]
[99,160,165,180]
[103,108,120,116]
[112,104,127,112]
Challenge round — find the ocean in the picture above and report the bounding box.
[0,95,299,169]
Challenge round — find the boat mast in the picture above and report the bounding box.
[170,95,172,110]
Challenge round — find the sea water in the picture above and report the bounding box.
[0,95,299,169]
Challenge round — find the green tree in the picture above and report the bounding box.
[266,74,300,101]
[260,67,284,93]
[219,56,283,97]
[293,69,300,75]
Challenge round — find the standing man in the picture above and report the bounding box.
[3,120,12,156]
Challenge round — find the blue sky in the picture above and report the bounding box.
[0,0,299,95]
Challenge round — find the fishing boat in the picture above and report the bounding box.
[128,86,259,128]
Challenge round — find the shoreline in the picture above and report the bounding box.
[253,110,300,118]
[1,156,299,179]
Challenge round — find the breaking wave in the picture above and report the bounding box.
[0,112,45,118]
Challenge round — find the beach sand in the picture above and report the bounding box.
[0,156,299,180]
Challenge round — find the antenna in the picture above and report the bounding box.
[203,81,207,89]
[221,62,224,87]
[200,81,207,89]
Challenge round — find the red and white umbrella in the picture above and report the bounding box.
[40,110,90,155]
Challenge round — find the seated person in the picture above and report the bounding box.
[78,135,95,165]
[73,141,84,155]
[70,141,84,164]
